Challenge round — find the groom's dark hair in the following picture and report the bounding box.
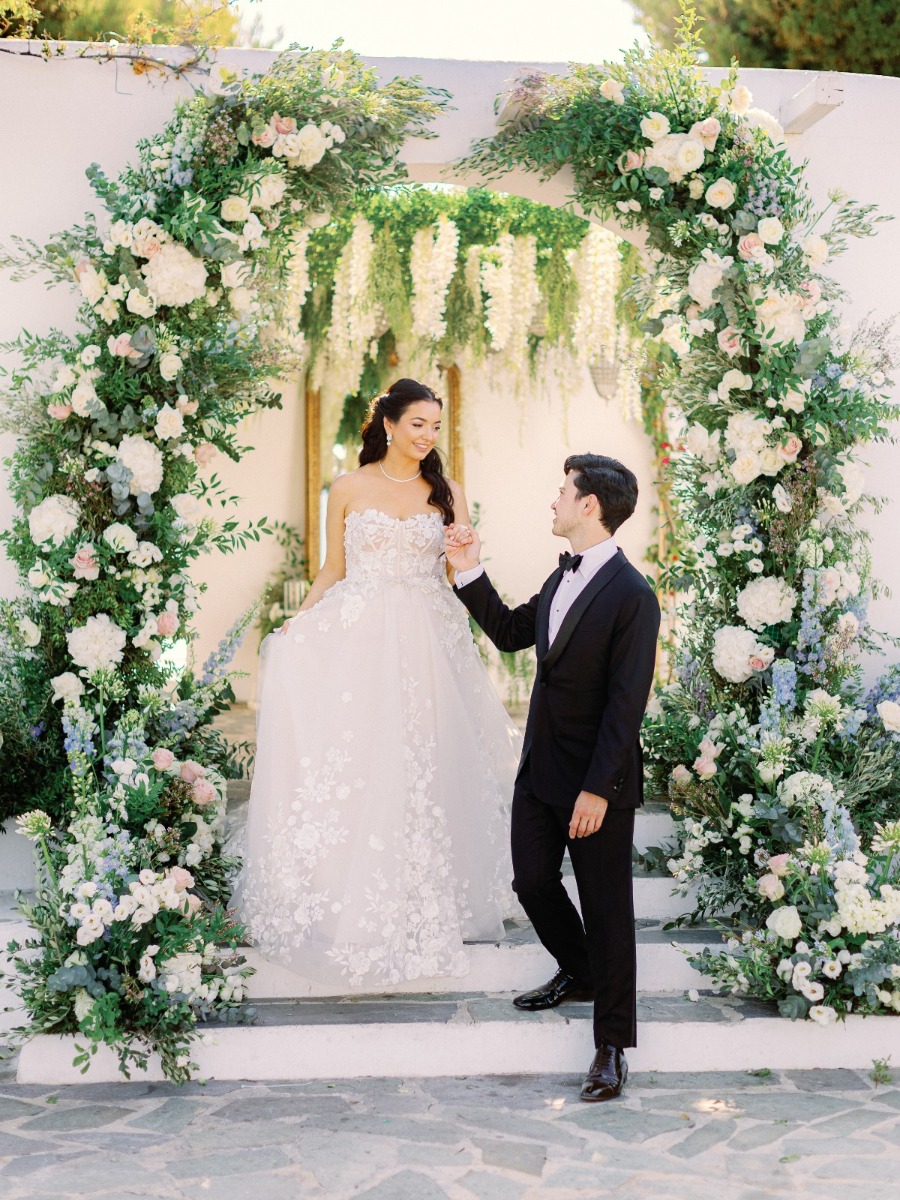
[564,453,638,534]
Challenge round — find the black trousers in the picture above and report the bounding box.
[510,773,637,1050]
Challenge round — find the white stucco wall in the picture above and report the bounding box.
[1,46,898,698]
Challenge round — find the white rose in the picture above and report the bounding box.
[730,451,761,486]
[220,195,251,223]
[757,217,785,245]
[687,250,733,308]
[126,289,157,318]
[117,435,164,496]
[781,387,807,414]
[67,613,127,674]
[102,522,138,554]
[18,617,41,647]
[28,494,81,546]
[171,493,202,525]
[800,234,828,265]
[744,107,785,145]
[141,241,207,308]
[736,576,798,631]
[220,260,251,290]
[675,137,704,174]
[249,172,288,210]
[877,700,900,734]
[640,111,670,141]
[293,123,329,167]
[599,77,625,105]
[28,562,50,588]
[70,378,101,418]
[726,84,753,114]
[766,904,803,941]
[705,177,736,209]
[154,403,185,441]
[158,352,183,382]
[717,369,753,400]
[51,672,84,704]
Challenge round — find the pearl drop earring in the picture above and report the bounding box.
[386,432,392,446]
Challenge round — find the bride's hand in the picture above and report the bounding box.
[445,523,481,573]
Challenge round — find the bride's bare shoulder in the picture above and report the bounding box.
[329,468,371,501]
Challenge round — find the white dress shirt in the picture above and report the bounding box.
[455,537,618,646]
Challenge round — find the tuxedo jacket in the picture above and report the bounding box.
[457,549,661,811]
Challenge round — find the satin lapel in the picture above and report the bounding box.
[540,551,627,672]
[536,568,564,661]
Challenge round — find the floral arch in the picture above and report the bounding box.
[1,18,898,1080]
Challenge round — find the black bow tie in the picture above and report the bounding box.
[559,552,583,573]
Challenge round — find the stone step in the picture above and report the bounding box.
[15,993,900,1084]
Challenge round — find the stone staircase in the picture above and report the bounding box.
[2,791,898,1084]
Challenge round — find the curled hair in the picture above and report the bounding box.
[359,378,455,525]
[564,453,638,534]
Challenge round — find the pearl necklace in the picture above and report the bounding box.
[379,460,422,484]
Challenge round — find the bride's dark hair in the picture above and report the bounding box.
[359,378,455,526]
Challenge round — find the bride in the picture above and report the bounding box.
[230,377,521,988]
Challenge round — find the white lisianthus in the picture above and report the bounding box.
[640,111,670,141]
[684,424,721,466]
[28,494,81,546]
[117,435,164,496]
[127,540,163,567]
[77,263,107,305]
[67,613,127,674]
[154,404,185,441]
[220,195,251,223]
[757,217,785,245]
[51,672,84,705]
[705,177,736,209]
[736,577,798,631]
[141,241,208,307]
[765,904,803,940]
[18,617,41,647]
[877,700,900,734]
[598,76,625,104]
[158,352,183,382]
[809,1005,838,1026]
[773,484,792,513]
[102,523,138,554]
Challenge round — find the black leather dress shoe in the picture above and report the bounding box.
[512,969,594,1011]
[580,1042,628,1102]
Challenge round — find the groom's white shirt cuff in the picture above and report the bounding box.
[454,564,485,589]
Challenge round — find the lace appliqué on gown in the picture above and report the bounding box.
[230,509,521,989]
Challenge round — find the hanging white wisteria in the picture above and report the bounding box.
[570,226,620,368]
[409,214,460,340]
[316,215,380,398]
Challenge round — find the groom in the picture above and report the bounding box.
[446,454,660,1101]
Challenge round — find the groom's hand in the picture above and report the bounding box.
[444,523,482,575]
[569,791,609,839]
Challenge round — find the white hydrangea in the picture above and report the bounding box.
[765,904,803,940]
[712,625,774,683]
[117,435,164,496]
[736,576,798,631]
[66,613,127,674]
[141,241,208,307]
[28,494,81,546]
[102,522,139,554]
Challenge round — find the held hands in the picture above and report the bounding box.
[569,791,609,840]
[444,522,482,575]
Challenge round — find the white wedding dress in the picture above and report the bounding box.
[230,507,522,989]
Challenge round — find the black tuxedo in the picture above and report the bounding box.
[456,549,660,1050]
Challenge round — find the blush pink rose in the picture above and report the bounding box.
[797,279,822,311]
[768,853,791,877]
[689,116,721,151]
[272,113,297,135]
[717,326,745,359]
[107,333,141,359]
[749,653,772,672]
[176,396,199,415]
[152,747,175,771]
[74,259,90,279]
[671,764,692,785]
[183,892,203,917]
[69,545,100,580]
[194,442,217,466]
[251,126,276,148]
[616,149,644,173]
[778,433,803,463]
[693,755,717,779]
[180,759,206,784]
[48,404,73,420]
[191,778,217,806]
[737,233,764,262]
[166,866,195,891]
[758,872,785,901]
[156,610,179,637]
